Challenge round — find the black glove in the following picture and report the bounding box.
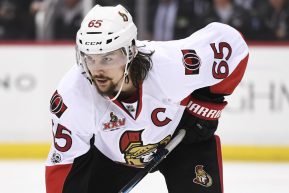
[177,96,227,144]
[178,110,218,144]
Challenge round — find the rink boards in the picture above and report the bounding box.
[0,42,289,161]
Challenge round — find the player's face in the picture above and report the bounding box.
[84,49,127,96]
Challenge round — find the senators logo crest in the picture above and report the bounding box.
[118,11,128,22]
[181,49,201,75]
[119,130,171,167]
[193,165,213,187]
[50,90,67,118]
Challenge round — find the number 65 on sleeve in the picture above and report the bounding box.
[45,118,92,193]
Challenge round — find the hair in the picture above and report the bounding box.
[128,50,154,88]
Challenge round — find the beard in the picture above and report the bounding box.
[92,75,122,97]
[94,80,117,96]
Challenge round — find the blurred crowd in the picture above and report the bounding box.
[0,0,289,41]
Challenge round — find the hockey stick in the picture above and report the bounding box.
[118,129,186,193]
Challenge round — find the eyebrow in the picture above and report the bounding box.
[102,51,117,57]
[86,50,119,60]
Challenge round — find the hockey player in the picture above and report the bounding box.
[46,4,249,193]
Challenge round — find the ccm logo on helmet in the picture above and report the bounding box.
[85,41,102,45]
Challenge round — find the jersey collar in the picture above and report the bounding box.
[111,82,143,120]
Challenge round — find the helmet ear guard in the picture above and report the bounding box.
[122,40,138,63]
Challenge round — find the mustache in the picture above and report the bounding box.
[92,75,112,80]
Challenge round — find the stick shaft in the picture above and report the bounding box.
[118,129,186,193]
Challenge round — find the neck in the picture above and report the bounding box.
[108,72,137,101]
[115,79,137,99]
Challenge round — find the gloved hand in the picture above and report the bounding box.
[178,97,227,144]
[178,110,218,144]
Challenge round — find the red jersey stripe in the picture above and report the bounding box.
[210,54,249,95]
[46,164,72,193]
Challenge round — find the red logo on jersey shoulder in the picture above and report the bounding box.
[181,49,201,75]
[102,112,126,131]
[50,90,67,118]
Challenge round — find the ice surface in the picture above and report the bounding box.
[0,160,288,193]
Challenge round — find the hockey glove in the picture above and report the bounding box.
[178,97,227,144]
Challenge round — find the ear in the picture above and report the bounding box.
[131,45,138,59]
[127,45,138,62]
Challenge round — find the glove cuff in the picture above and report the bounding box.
[185,97,227,121]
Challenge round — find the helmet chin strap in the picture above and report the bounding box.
[108,47,133,101]
[109,65,129,101]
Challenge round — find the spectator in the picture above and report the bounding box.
[33,0,94,40]
[53,0,83,40]
[148,0,197,41]
[234,0,256,10]
[256,0,289,40]
[0,0,35,40]
[199,0,253,39]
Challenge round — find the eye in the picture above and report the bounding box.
[103,57,112,62]
[86,58,96,65]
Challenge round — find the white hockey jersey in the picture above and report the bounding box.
[46,23,249,168]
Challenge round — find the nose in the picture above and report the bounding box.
[86,61,106,72]
[89,66,105,76]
